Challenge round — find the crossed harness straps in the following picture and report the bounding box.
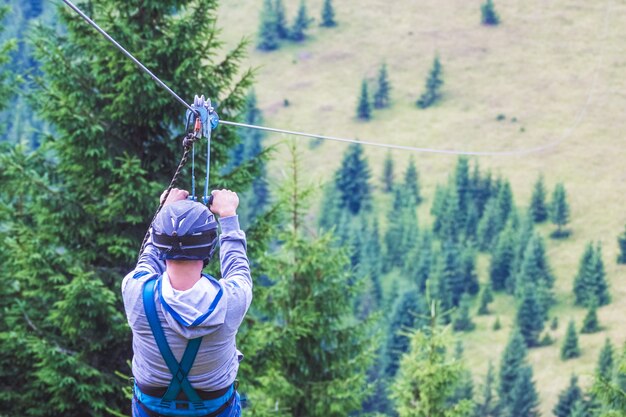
[142,277,204,406]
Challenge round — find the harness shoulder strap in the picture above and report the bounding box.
[142,277,203,403]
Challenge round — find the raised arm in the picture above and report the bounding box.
[210,189,252,306]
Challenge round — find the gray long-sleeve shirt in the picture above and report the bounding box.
[122,215,252,391]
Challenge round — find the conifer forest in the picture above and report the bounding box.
[1,0,626,416]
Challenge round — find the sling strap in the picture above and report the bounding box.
[142,277,203,406]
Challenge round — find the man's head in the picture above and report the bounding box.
[152,199,218,265]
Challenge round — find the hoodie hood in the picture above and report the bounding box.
[157,273,227,338]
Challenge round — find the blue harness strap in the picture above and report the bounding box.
[142,277,203,405]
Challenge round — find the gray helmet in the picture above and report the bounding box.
[152,200,218,262]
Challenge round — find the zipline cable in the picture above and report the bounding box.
[60,0,198,116]
[60,0,611,157]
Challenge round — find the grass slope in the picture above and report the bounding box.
[216,0,626,413]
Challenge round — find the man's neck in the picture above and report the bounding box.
[165,260,204,291]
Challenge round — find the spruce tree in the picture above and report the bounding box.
[554,375,584,417]
[242,149,376,416]
[508,366,540,417]
[381,151,394,192]
[435,241,465,308]
[489,223,517,291]
[550,182,571,238]
[596,338,614,380]
[436,185,462,243]
[499,328,528,406]
[320,0,337,27]
[561,320,582,360]
[391,308,475,417]
[617,225,626,264]
[290,0,312,42]
[453,293,476,332]
[274,0,289,39]
[258,0,279,50]
[1,2,257,415]
[481,0,500,26]
[516,283,545,347]
[385,289,426,377]
[404,232,433,292]
[334,143,371,214]
[515,234,555,311]
[387,186,419,267]
[477,198,503,251]
[416,56,444,109]
[581,302,600,334]
[573,242,610,307]
[476,362,502,417]
[592,244,610,306]
[404,156,422,204]
[454,157,471,222]
[477,283,494,315]
[461,246,480,295]
[374,63,391,109]
[357,79,372,120]
[529,174,548,223]
[236,90,271,224]
[496,180,514,226]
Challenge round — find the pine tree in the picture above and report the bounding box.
[481,0,500,26]
[496,180,515,226]
[596,338,614,380]
[461,246,480,295]
[453,293,476,332]
[550,182,571,238]
[493,316,502,330]
[385,187,419,270]
[508,366,540,417]
[356,79,372,120]
[581,302,600,334]
[454,157,471,222]
[416,56,444,109]
[391,307,475,417]
[385,289,426,377]
[320,0,337,27]
[516,283,545,347]
[515,234,555,311]
[374,63,391,109]
[1,2,257,415]
[499,328,528,406]
[436,185,463,243]
[404,156,422,204]
[236,90,271,224]
[529,175,548,223]
[561,320,582,360]
[489,223,517,291]
[258,0,279,50]
[404,232,433,292]
[334,143,371,214]
[477,283,494,315]
[381,151,394,192]
[290,0,312,42]
[574,242,610,307]
[554,375,584,417]
[476,362,502,417]
[477,198,503,251]
[242,148,376,416]
[618,225,626,264]
[434,241,465,308]
[274,0,289,39]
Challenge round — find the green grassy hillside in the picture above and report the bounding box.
[216,0,625,413]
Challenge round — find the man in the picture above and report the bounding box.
[122,188,251,417]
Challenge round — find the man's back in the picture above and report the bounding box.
[122,191,251,414]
